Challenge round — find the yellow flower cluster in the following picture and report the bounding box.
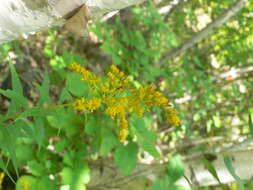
[165,108,181,126]
[129,85,169,116]
[100,65,131,94]
[105,97,129,142]
[69,63,180,142]
[68,62,100,86]
[73,97,101,112]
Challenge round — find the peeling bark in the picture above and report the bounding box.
[0,0,145,44]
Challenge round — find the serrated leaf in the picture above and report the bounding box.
[114,142,138,175]
[224,156,244,190]
[47,108,82,137]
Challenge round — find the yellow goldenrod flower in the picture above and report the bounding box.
[106,65,131,93]
[0,173,5,189]
[69,62,179,143]
[128,85,169,115]
[100,82,113,93]
[72,97,101,112]
[72,97,86,111]
[105,104,125,119]
[139,85,169,108]
[22,179,29,190]
[85,98,101,112]
[165,108,180,126]
[110,64,120,74]
[68,62,100,86]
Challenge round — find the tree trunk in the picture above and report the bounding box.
[0,0,145,44]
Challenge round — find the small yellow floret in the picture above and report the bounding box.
[68,62,100,86]
[166,108,180,126]
[72,97,101,112]
[72,97,86,111]
[85,98,101,112]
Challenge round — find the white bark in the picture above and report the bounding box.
[0,0,145,44]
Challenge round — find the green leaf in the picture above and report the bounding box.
[9,63,23,95]
[61,161,90,190]
[15,106,42,121]
[58,87,72,103]
[0,124,21,176]
[100,132,117,156]
[131,117,160,157]
[17,120,36,139]
[16,144,35,163]
[85,116,99,136]
[203,159,222,184]
[36,176,57,190]
[249,114,253,138]
[151,177,169,190]
[33,116,46,147]
[0,89,27,111]
[66,73,89,97]
[114,142,138,175]
[34,71,51,106]
[166,155,184,183]
[224,156,244,190]
[27,160,45,177]
[1,64,27,115]
[47,108,82,137]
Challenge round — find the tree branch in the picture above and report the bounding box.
[161,0,248,64]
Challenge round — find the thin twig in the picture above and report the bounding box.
[161,0,248,64]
